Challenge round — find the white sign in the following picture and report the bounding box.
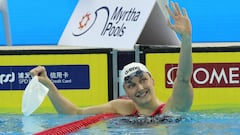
[58,0,179,49]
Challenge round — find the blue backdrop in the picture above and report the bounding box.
[0,0,239,46]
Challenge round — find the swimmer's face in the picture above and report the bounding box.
[123,71,155,105]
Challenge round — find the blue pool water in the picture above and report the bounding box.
[0,112,240,135]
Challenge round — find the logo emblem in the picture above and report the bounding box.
[72,7,110,36]
[79,13,91,29]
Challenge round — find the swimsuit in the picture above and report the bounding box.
[120,104,187,124]
[131,104,166,116]
[117,104,188,124]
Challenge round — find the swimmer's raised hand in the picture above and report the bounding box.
[30,66,52,88]
[165,1,192,38]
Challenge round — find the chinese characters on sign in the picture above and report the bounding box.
[0,65,90,90]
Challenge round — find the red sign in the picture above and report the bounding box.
[165,63,240,88]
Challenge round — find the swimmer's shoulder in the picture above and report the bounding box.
[109,98,136,115]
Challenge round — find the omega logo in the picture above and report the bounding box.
[165,63,240,88]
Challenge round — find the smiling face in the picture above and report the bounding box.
[123,71,155,106]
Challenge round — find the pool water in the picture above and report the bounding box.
[0,112,240,135]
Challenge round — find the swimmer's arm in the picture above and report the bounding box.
[39,77,134,115]
[48,85,135,115]
[164,33,193,112]
[30,66,78,114]
[47,82,81,114]
[164,35,193,112]
[171,5,193,112]
[30,66,135,115]
[164,2,193,112]
[166,79,193,112]
[77,99,135,115]
[47,83,118,115]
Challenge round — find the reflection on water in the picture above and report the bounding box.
[0,112,240,135]
[22,116,46,134]
[77,112,240,135]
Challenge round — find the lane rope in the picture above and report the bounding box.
[34,113,120,135]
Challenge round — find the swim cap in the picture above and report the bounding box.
[120,62,150,85]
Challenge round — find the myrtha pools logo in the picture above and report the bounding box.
[72,6,141,37]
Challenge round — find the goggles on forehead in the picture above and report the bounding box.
[124,70,144,83]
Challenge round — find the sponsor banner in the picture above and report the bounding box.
[58,0,179,49]
[0,53,110,112]
[145,52,240,108]
[0,65,89,90]
[165,63,240,88]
